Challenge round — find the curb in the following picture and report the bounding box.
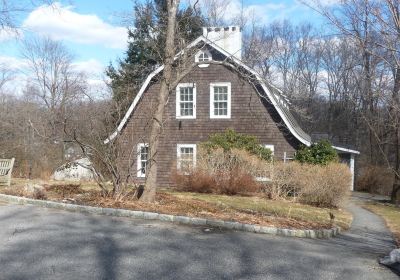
[0,193,341,239]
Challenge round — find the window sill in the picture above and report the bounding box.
[210,116,231,119]
[176,116,196,120]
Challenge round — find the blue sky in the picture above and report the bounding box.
[0,0,328,91]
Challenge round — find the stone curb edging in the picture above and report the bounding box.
[0,193,341,239]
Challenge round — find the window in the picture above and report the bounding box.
[177,144,197,172]
[137,143,149,177]
[210,82,231,118]
[176,83,196,119]
[264,144,275,156]
[195,50,212,63]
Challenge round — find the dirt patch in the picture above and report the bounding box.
[1,186,24,197]
[45,184,84,198]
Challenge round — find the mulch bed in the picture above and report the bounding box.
[1,184,334,230]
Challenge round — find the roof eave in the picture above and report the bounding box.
[333,146,360,155]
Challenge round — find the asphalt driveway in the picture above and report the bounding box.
[0,198,397,280]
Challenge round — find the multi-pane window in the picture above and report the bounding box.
[213,86,228,115]
[210,83,231,118]
[137,143,149,177]
[195,50,212,63]
[176,83,196,119]
[177,144,196,172]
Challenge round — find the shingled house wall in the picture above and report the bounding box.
[118,64,302,187]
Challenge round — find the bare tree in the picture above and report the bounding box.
[22,36,87,163]
[306,0,400,201]
[0,63,14,91]
[200,0,232,26]
[65,94,140,199]
[0,1,55,31]
[140,0,181,202]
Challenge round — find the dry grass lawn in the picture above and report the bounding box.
[363,202,400,246]
[0,178,352,231]
[165,190,352,230]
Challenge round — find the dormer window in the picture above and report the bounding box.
[195,50,212,67]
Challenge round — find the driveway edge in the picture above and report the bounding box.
[0,193,341,239]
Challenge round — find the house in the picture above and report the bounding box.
[106,26,359,190]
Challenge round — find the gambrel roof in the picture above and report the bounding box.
[105,35,359,155]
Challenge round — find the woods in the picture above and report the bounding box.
[1,0,400,201]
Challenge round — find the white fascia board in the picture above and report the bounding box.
[104,65,164,144]
[259,83,311,146]
[333,146,360,155]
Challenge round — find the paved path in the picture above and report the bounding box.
[0,199,397,280]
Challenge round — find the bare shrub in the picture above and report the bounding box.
[172,147,350,207]
[215,168,261,195]
[356,165,393,196]
[32,188,47,200]
[22,184,47,200]
[296,163,351,208]
[196,148,272,179]
[172,168,215,193]
[266,161,303,199]
[172,148,267,195]
[268,162,351,208]
[173,169,260,195]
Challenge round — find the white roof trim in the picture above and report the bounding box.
[333,146,360,155]
[104,65,164,143]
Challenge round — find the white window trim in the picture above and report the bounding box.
[137,143,149,178]
[195,50,212,67]
[264,144,275,156]
[177,144,197,172]
[176,83,196,119]
[210,82,231,119]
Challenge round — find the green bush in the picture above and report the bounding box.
[201,129,272,161]
[294,140,338,165]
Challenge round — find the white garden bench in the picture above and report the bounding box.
[0,158,15,186]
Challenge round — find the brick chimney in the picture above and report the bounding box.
[202,26,242,60]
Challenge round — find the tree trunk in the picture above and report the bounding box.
[391,66,400,203]
[391,181,400,204]
[392,126,400,203]
[140,0,179,202]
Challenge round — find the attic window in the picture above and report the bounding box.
[195,50,212,66]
